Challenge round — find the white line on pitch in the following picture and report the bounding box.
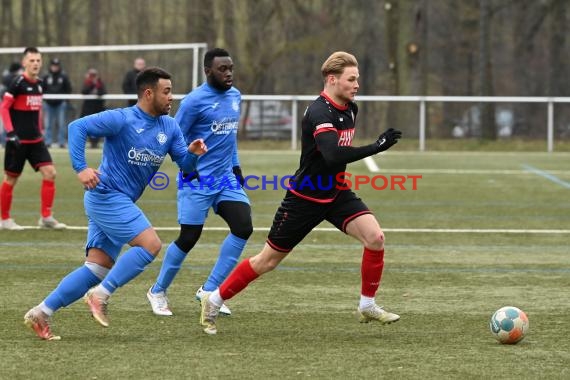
[355,165,570,175]
[363,156,380,172]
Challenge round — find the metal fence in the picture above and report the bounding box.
[42,94,570,151]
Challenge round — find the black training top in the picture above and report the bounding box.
[289,92,378,203]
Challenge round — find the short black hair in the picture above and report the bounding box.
[23,47,40,56]
[204,48,230,68]
[135,67,172,97]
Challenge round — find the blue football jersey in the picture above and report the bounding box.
[175,83,241,186]
[68,106,198,201]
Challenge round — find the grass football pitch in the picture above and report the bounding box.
[1,148,569,379]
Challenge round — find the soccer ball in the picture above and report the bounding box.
[489,306,529,344]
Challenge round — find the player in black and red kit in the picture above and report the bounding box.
[0,47,66,230]
[200,51,402,335]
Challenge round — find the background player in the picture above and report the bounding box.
[0,47,66,230]
[23,67,207,340]
[122,57,146,107]
[42,58,72,148]
[147,48,252,317]
[200,51,402,334]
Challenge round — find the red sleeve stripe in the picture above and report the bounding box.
[315,122,334,130]
[313,123,336,137]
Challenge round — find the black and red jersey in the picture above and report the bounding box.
[0,74,44,143]
[289,92,358,203]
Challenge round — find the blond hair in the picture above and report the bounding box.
[321,51,358,80]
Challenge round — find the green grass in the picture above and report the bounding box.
[1,149,569,379]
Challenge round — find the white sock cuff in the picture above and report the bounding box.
[85,261,110,280]
[39,301,54,317]
[359,295,375,310]
[209,289,224,307]
[96,285,112,297]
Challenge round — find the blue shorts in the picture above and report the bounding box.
[177,180,250,225]
[84,188,151,262]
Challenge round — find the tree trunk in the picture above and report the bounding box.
[384,0,399,129]
[384,0,424,135]
[57,0,71,46]
[40,0,52,45]
[0,0,15,45]
[548,0,567,96]
[479,0,496,140]
[212,0,227,48]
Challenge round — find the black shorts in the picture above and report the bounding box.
[267,190,372,253]
[4,141,53,176]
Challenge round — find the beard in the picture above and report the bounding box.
[152,98,171,115]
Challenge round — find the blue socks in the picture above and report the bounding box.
[101,247,154,294]
[203,233,247,291]
[151,233,247,294]
[41,248,155,312]
[151,242,187,294]
[44,265,101,312]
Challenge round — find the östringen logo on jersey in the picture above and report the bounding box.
[210,118,238,135]
[127,147,165,167]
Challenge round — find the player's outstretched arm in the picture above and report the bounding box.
[316,128,402,166]
[374,128,402,152]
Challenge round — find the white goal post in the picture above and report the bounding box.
[0,43,208,89]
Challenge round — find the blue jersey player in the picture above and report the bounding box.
[147,49,252,317]
[23,67,207,340]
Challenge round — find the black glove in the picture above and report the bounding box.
[375,128,402,152]
[6,131,20,148]
[232,166,245,187]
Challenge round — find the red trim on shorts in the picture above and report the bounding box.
[289,188,336,203]
[320,91,349,111]
[33,162,53,170]
[20,138,44,144]
[266,239,292,253]
[4,171,21,178]
[341,210,372,232]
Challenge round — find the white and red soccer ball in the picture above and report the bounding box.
[489,306,529,344]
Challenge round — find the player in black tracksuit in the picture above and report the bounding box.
[200,51,402,335]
